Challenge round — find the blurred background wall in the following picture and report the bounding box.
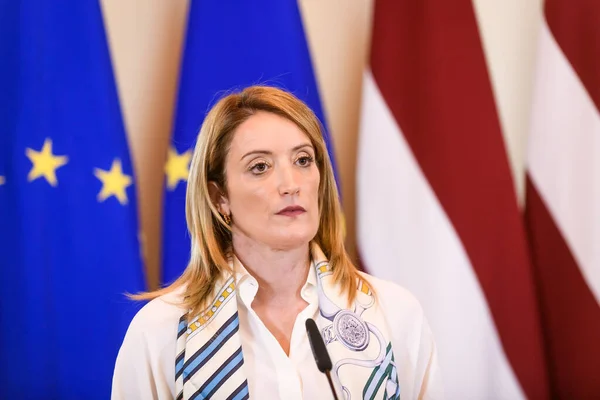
[99,0,543,290]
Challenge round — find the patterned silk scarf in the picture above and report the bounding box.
[174,243,401,400]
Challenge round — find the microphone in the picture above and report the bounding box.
[305,318,339,400]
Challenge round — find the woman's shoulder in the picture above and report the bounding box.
[125,287,187,339]
[113,288,187,399]
[357,275,443,398]
[359,271,421,305]
[358,271,426,323]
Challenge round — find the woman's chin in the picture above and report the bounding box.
[266,232,314,251]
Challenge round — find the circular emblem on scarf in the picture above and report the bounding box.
[333,310,369,351]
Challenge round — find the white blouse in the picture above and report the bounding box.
[111,265,444,399]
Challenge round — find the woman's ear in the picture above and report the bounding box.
[208,181,230,215]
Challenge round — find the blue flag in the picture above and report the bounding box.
[0,2,146,398]
[162,2,337,284]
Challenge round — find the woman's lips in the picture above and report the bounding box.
[276,206,306,216]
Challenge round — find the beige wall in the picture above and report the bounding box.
[100,0,543,289]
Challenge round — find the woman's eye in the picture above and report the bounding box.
[250,162,269,174]
[296,155,314,167]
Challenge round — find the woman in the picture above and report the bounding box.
[112,86,443,400]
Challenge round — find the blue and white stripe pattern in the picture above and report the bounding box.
[362,342,401,400]
[175,279,249,400]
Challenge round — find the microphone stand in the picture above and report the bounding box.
[305,318,339,400]
[324,370,339,400]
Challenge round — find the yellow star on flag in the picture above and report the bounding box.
[165,146,192,190]
[26,138,69,186]
[94,159,133,205]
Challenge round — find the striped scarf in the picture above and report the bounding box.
[174,243,401,400]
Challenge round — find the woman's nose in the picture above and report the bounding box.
[278,164,300,196]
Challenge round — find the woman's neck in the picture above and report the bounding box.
[231,232,311,303]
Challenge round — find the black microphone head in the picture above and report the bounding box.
[305,318,333,373]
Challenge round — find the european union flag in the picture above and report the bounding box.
[162,2,337,284]
[0,2,146,398]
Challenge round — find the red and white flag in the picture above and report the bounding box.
[357,0,550,398]
[525,0,600,397]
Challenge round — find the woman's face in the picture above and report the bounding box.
[218,111,320,250]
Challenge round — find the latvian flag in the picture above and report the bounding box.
[357,0,550,398]
[525,0,600,397]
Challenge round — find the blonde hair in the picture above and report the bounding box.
[135,86,362,317]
